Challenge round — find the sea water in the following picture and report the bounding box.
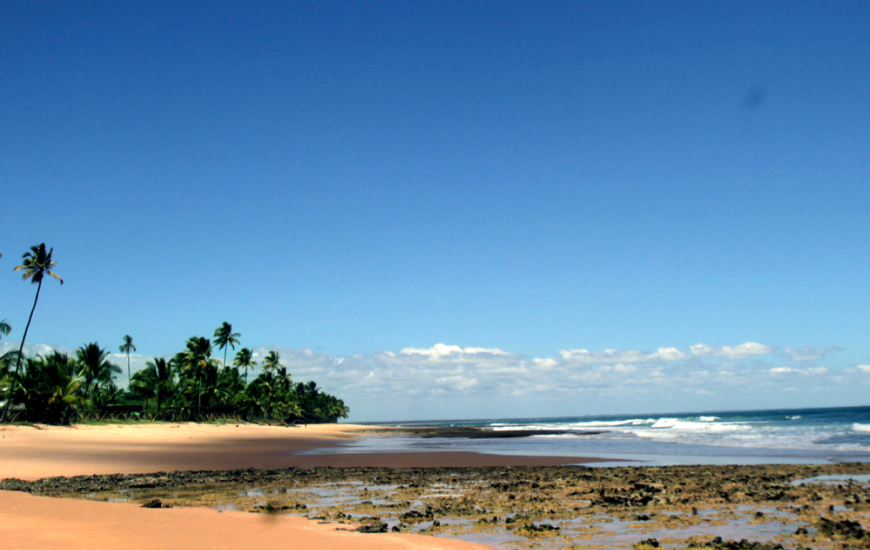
[343,406,870,466]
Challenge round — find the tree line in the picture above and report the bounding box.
[0,244,349,424]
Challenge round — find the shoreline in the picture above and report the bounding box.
[4,422,870,550]
[0,422,499,550]
[0,422,609,481]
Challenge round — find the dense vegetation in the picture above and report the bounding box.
[0,245,349,425]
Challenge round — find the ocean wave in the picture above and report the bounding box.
[566,419,655,428]
[458,410,870,455]
[650,418,744,432]
[490,419,655,431]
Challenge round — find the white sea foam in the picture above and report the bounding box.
[476,411,870,455]
[649,418,742,431]
[490,418,655,431]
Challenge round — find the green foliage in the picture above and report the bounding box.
[130,358,175,413]
[213,322,241,367]
[2,330,348,424]
[76,342,121,402]
[12,352,84,424]
[233,348,256,384]
[13,244,63,286]
[3,245,350,425]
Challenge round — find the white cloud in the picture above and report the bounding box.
[654,347,686,361]
[0,341,74,358]
[435,375,478,391]
[559,348,651,365]
[784,346,841,361]
[533,357,557,370]
[690,342,774,360]
[5,339,859,421]
[399,343,511,359]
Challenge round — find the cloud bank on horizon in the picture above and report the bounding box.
[1,340,862,422]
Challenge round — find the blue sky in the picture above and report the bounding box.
[2,1,869,421]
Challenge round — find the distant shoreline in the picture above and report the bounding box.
[0,422,607,482]
[353,425,603,438]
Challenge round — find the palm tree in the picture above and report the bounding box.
[1,244,63,423]
[262,351,281,373]
[233,347,256,385]
[0,351,19,411]
[119,335,136,388]
[0,320,10,340]
[179,336,214,418]
[15,352,83,424]
[212,322,240,368]
[131,358,174,416]
[75,342,121,403]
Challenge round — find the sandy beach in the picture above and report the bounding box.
[0,422,597,480]
[0,422,503,550]
[5,422,870,550]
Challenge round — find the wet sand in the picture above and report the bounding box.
[4,423,870,550]
[0,422,502,550]
[0,489,483,550]
[0,422,603,481]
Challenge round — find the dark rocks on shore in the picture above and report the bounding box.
[355,522,389,533]
[817,517,868,540]
[686,537,787,550]
[6,462,870,549]
[140,499,171,508]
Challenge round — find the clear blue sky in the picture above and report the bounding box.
[3,1,869,421]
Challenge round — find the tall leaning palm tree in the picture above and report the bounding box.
[233,347,256,385]
[119,335,136,388]
[1,244,63,423]
[212,322,240,368]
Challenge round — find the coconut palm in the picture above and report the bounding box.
[178,336,215,418]
[76,342,121,402]
[262,351,281,373]
[233,347,257,385]
[1,244,63,423]
[213,322,241,368]
[131,357,175,416]
[0,320,10,340]
[15,352,83,424]
[119,335,136,388]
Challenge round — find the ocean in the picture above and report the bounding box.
[349,406,870,466]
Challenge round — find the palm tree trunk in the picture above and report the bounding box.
[127,353,131,388]
[1,280,42,422]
